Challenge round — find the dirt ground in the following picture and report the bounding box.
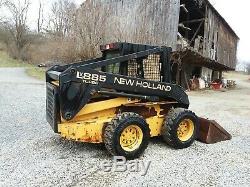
[0,68,249,186]
[189,72,250,118]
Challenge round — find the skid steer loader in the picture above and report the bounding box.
[46,43,231,159]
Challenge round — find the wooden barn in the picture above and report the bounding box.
[82,0,239,88]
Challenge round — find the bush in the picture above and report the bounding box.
[27,37,83,65]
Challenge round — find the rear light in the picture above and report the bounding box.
[106,44,111,50]
[100,43,118,51]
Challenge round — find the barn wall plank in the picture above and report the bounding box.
[90,0,180,50]
[84,0,238,69]
[203,5,238,69]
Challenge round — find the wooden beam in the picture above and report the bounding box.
[181,18,205,24]
[219,71,223,80]
[184,71,190,91]
[190,20,205,44]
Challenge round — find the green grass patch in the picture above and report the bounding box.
[25,67,46,80]
[0,50,46,80]
[0,51,32,67]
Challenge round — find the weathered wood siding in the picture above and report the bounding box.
[85,0,238,70]
[217,22,238,69]
[203,4,238,69]
[92,0,180,50]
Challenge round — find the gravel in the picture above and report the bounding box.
[0,68,249,187]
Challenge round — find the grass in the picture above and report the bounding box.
[0,50,46,80]
[25,67,46,80]
[0,51,32,67]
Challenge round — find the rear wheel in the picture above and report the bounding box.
[161,108,199,149]
[103,112,150,159]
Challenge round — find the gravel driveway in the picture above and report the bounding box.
[0,68,249,187]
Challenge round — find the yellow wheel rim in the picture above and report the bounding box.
[120,125,143,152]
[177,119,195,142]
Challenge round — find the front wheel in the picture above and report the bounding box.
[161,108,199,149]
[103,112,150,159]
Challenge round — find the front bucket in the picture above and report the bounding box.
[197,118,232,144]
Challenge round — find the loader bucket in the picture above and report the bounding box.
[197,118,232,144]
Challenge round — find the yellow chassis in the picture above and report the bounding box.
[59,97,169,143]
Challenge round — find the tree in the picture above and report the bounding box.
[246,63,250,74]
[0,0,6,22]
[4,0,31,59]
[47,0,76,38]
[0,0,5,6]
[75,1,110,59]
[37,1,44,33]
[238,61,250,74]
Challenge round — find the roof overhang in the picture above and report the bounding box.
[172,48,235,71]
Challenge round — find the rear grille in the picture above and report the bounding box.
[127,54,162,82]
[46,83,59,133]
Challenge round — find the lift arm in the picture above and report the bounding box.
[47,46,189,120]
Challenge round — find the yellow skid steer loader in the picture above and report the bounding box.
[46,43,231,159]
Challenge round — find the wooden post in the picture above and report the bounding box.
[176,59,182,85]
[184,72,190,91]
[176,67,180,85]
[219,71,222,80]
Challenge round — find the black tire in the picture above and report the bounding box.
[161,108,199,149]
[103,112,150,159]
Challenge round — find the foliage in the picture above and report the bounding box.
[246,64,250,74]
[0,0,112,65]
[25,67,45,80]
[0,50,30,67]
